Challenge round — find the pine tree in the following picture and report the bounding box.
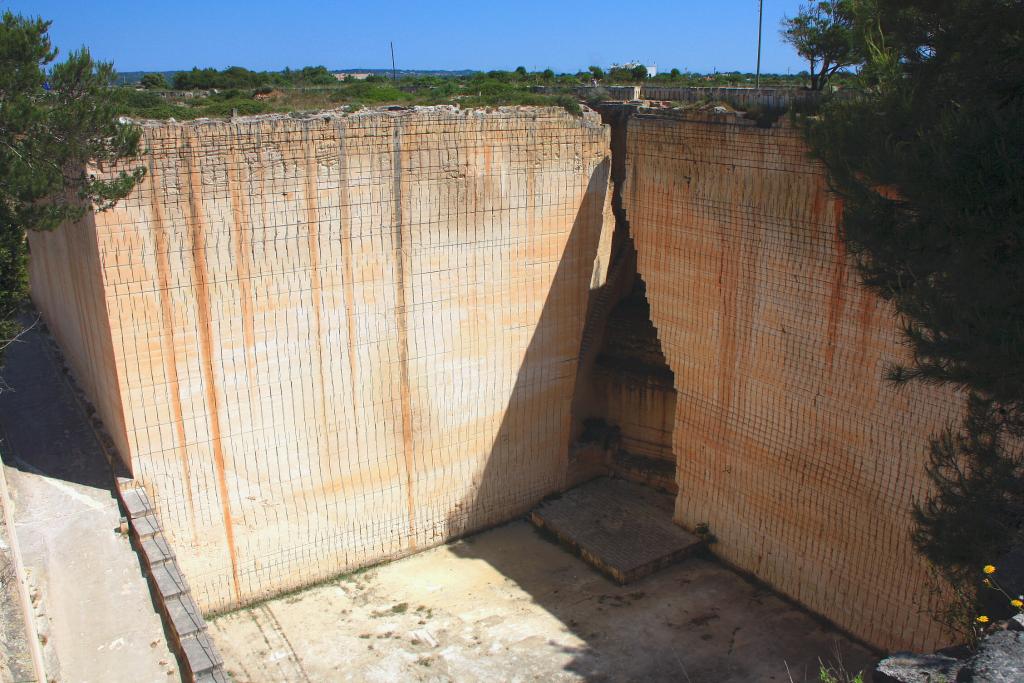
[0,12,144,366]
[805,0,1024,588]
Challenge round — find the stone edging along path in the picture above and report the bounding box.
[116,482,229,683]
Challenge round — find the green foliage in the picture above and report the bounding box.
[139,72,167,89]
[109,88,273,120]
[111,71,585,120]
[806,0,1024,590]
[817,663,863,683]
[173,64,336,90]
[0,202,26,359]
[552,95,582,117]
[117,64,849,124]
[0,11,144,363]
[781,1,860,89]
[606,64,648,83]
[108,88,198,119]
[913,398,1024,583]
[639,68,856,88]
[111,62,860,122]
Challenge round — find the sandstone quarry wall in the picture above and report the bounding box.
[29,214,132,462]
[29,107,613,613]
[623,111,961,651]
[29,103,967,651]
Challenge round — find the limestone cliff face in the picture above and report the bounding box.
[29,107,613,612]
[623,111,961,651]
[30,104,965,651]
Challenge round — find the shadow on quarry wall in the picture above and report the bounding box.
[432,141,700,682]
[437,111,880,680]
[438,215,872,678]
[436,120,656,679]
[433,141,687,680]
[437,157,611,540]
[438,159,616,678]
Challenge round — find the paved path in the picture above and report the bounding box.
[0,323,175,682]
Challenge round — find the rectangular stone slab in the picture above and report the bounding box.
[530,477,702,583]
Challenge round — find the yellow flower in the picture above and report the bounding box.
[1012,599,1023,608]
[984,565,997,574]
[977,615,990,623]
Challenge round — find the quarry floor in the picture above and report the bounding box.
[210,521,878,683]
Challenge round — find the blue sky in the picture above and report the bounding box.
[5,1,810,74]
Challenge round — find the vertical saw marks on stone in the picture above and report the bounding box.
[27,107,613,614]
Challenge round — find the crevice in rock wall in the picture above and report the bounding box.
[589,278,678,493]
[568,104,678,495]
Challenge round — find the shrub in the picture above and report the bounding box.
[139,73,167,89]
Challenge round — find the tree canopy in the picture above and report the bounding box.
[0,12,144,363]
[806,0,1024,605]
[172,65,336,90]
[607,64,648,82]
[781,1,860,90]
[139,72,167,89]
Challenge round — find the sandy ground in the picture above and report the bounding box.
[211,521,877,682]
[0,324,175,682]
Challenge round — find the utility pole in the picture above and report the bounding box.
[755,0,764,89]
[390,41,397,82]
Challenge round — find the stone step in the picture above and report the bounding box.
[530,477,702,584]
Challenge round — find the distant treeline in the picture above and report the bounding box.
[129,65,851,92]
[171,65,337,89]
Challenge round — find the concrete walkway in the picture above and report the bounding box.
[0,323,175,682]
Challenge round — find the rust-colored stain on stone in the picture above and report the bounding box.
[146,155,198,543]
[302,129,336,494]
[28,108,613,615]
[392,122,419,550]
[824,196,847,374]
[624,112,960,652]
[227,145,257,388]
[26,107,964,655]
[182,132,243,604]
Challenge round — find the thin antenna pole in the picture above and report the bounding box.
[755,0,764,89]
[390,41,397,82]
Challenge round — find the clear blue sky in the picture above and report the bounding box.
[4,0,810,74]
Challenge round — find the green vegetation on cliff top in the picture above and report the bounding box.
[110,66,855,121]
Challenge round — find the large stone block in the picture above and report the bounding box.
[29,107,613,613]
[623,111,961,651]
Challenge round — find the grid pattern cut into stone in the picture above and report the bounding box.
[623,111,962,651]
[530,477,701,583]
[27,107,614,614]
